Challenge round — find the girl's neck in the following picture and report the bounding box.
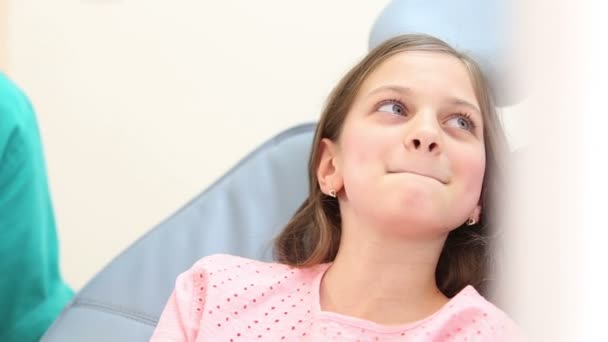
[319,228,450,325]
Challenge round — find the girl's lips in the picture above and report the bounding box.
[387,169,448,184]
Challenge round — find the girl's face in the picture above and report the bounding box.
[324,51,486,237]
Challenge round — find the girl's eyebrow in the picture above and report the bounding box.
[366,85,481,115]
[446,97,481,115]
[366,85,412,98]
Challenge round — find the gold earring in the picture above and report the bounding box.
[466,218,476,226]
[328,189,337,198]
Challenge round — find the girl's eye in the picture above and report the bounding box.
[377,100,406,116]
[446,113,476,132]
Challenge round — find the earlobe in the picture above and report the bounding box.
[316,138,343,195]
[467,205,482,225]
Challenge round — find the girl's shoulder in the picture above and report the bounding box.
[190,253,271,270]
[439,285,526,341]
[186,253,324,291]
[189,253,291,278]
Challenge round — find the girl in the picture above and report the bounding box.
[150,34,521,341]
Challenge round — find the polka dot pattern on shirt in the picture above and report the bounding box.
[151,254,524,341]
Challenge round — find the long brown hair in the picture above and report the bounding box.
[273,34,508,298]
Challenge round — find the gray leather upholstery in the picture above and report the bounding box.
[369,0,518,106]
[41,123,316,341]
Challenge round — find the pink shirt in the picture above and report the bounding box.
[151,254,522,341]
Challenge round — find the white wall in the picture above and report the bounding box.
[6,0,528,290]
[0,0,7,69]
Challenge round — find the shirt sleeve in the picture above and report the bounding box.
[150,261,208,342]
[0,73,73,341]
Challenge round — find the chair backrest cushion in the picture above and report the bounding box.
[41,123,316,341]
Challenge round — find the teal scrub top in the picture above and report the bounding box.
[0,73,74,341]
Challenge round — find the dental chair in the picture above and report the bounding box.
[41,1,517,340]
[41,123,316,341]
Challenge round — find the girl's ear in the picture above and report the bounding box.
[316,138,344,196]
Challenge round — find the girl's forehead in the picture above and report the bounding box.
[360,51,475,96]
[355,52,480,111]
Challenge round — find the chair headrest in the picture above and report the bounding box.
[369,0,520,107]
